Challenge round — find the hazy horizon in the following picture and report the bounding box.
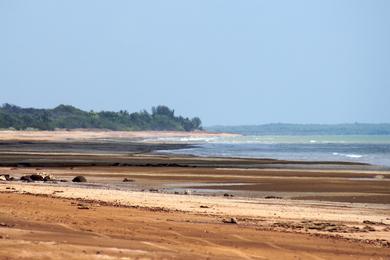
[1,1,390,125]
[3,103,390,127]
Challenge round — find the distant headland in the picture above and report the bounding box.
[206,123,390,135]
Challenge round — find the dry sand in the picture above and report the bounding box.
[0,191,389,260]
[0,129,237,142]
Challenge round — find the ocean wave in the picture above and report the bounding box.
[144,135,390,146]
[144,136,220,143]
[332,152,363,158]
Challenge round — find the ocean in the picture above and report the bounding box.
[154,134,390,167]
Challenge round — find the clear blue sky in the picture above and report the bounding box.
[1,0,389,126]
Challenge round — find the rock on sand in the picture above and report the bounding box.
[72,176,87,182]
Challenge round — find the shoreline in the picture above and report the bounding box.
[1,129,389,169]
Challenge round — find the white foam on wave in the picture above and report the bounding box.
[332,152,363,158]
[346,154,363,158]
[144,136,221,143]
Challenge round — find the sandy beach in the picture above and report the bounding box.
[4,0,390,258]
[0,131,389,259]
[0,129,238,142]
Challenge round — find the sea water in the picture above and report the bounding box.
[154,135,390,167]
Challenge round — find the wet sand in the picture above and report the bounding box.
[2,164,389,204]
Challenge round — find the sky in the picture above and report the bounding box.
[1,0,389,126]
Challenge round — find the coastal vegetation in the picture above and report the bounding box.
[0,104,202,131]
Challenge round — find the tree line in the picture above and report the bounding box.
[0,104,202,131]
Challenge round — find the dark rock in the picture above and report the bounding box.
[200,205,210,208]
[30,174,44,181]
[77,205,90,210]
[123,178,134,182]
[149,188,159,192]
[20,175,33,182]
[0,222,14,227]
[223,217,238,224]
[230,217,238,224]
[72,176,87,182]
[77,203,90,209]
[43,175,52,182]
[265,196,282,199]
[362,225,376,232]
[363,220,385,226]
[223,193,234,197]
